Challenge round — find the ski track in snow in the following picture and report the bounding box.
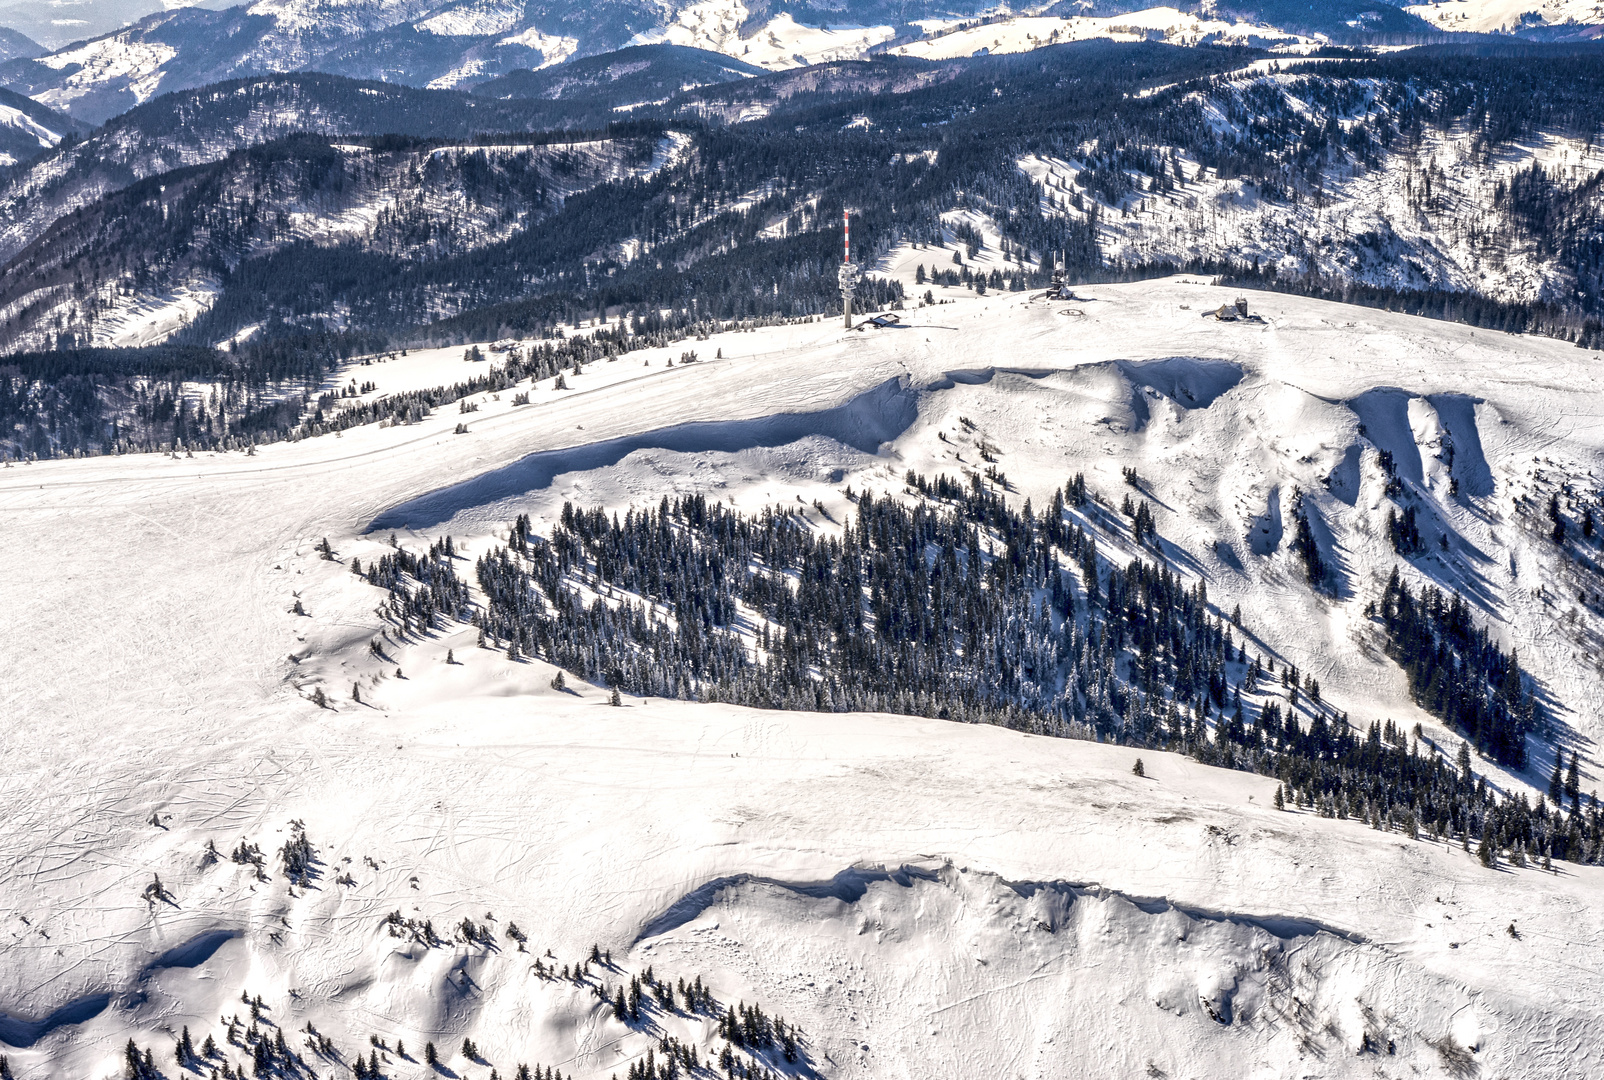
[3,279,1604,1078]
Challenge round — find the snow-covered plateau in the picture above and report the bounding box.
[3,280,1603,1079]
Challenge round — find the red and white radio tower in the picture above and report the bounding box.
[838,207,860,330]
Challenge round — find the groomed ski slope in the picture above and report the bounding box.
[2,278,1603,1079]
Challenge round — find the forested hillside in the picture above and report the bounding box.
[4,42,1604,463]
[0,130,667,354]
[0,73,637,268]
[424,479,1592,866]
[475,44,765,115]
[0,85,83,167]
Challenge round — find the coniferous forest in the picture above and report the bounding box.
[1377,569,1534,768]
[356,474,1602,871]
[7,44,1604,461]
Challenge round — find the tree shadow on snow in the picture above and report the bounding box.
[1301,497,1354,601]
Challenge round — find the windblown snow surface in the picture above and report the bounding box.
[3,280,1604,1079]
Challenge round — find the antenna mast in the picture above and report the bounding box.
[838,207,860,330]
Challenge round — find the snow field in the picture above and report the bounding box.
[93,278,223,349]
[624,2,896,70]
[35,35,177,111]
[618,5,1317,71]
[4,280,1604,1077]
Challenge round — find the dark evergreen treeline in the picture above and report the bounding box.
[0,311,819,458]
[600,968,805,1080]
[473,44,764,128]
[0,130,664,357]
[1215,261,1604,349]
[475,481,1099,723]
[166,46,1604,356]
[356,536,474,632]
[2,44,1221,457]
[20,72,616,176]
[0,331,407,459]
[1300,50,1604,152]
[362,474,1603,869]
[1376,569,1534,768]
[112,953,810,1080]
[1387,504,1424,555]
[1289,490,1327,590]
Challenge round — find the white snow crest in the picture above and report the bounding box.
[626,2,896,70]
[493,25,580,64]
[887,9,1312,62]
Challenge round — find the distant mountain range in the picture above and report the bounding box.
[2,40,1602,361]
[3,0,1600,126]
[0,2,235,51]
[475,43,764,105]
[0,0,876,123]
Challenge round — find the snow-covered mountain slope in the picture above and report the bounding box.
[0,0,730,121]
[31,33,180,112]
[1404,0,1604,34]
[980,61,1604,320]
[0,72,616,272]
[625,4,900,70]
[2,280,1603,1079]
[0,23,42,61]
[0,85,84,166]
[15,52,1604,360]
[472,44,762,104]
[888,8,1317,61]
[0,1,236,51]
[0,131,677,351]
[677,0,1433,71]
[1019,121,1604,311]
[0,2,459,121]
